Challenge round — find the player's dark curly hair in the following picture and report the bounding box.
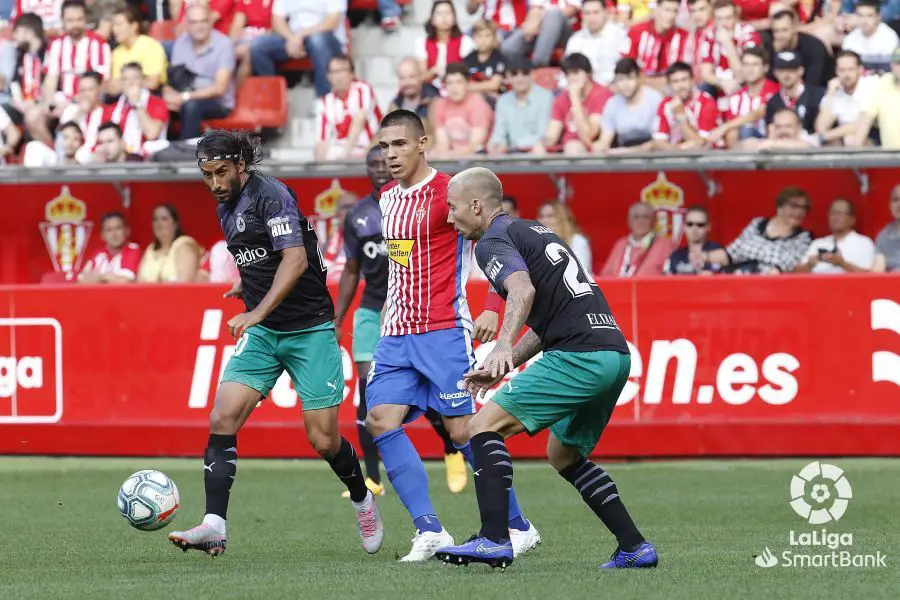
[195,129,264,171]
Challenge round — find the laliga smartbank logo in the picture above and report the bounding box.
[754,462,887,569]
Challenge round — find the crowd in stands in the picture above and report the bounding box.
[0,0,899,165]
[73,183,900,288]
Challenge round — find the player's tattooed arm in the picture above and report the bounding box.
[481,271,535,378]
[511,329,541,368]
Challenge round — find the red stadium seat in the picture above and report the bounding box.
[201,76,289,131]
[149,20,178,41]
[533,67,561,92]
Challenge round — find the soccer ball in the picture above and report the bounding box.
[117,470,180,531]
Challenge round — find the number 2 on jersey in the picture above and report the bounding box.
[545,242,596,298]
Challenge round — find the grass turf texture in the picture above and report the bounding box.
[1,458,898,600]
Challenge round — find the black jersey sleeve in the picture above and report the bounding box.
[258,183,305,252]
[475,235,530,295]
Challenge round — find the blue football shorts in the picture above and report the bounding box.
[365,327,476,422]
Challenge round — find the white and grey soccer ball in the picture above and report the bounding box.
[117,470,180,531]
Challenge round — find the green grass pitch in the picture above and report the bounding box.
[1,457,898,599]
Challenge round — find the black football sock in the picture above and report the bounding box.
[356,380,381,484]
[204,433,237,519]
[426,407,457,455]
[471,431,513,543]
[326,437,369,502]
[559,457,645,551]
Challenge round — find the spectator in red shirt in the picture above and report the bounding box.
[699,0,762,96]
[430,61,493,157]
[417,0,475,89]
[533,52,613,155]
[78,212,143,284]
[624,0,689,90]
[601,201,676,277]
[708,46,779,147]
[315,54,382,161]
[230,0,273,86]
[733,0,772,31]
[686,0,714,79]
[4,13,46,126]
[501,0,581,67]
[104,62,169,156]
[652,61,720,149]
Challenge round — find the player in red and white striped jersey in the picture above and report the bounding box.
[624,0,689,88]
[12,0,64,33]
[315,55,383,162]
[685,0,714,79]
[652,61,720,148]
[78,213,142,283]
[698,0,761,96]
[365,109,538,563]
[44,1,110,102]
[24,1,110,147]
[707,46,779,148]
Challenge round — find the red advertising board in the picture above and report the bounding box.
[3,167,898,284]
[1,277,899,458]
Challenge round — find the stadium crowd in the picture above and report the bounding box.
[72,182,900,286]
[0,0,900,164]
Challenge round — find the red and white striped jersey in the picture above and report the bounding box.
[104,91,170,155]
[686,24,714,76]
[12,0,63,30]
[483,0,529,31]
[380,169,473,336]
[653,90,720,143]
[316,80,383,149]
[624,22,690,77]
[723,79,779,131]
[12,51,44,102]
[45,32,111,100]
[79,243,142,280]
[700,24,761,74]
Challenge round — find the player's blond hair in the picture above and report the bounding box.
[448,167,503,209]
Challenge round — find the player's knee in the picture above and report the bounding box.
[546,438,582,472]
[308,429,340,458]
[209,408,240,435]
[365,407,397,437]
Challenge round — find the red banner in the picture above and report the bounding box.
[2,277,899,458]
[3,167,898,283]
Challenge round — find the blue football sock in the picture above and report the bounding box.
[455,441,529,530]
[375,428,441,532]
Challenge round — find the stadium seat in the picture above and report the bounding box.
[201,76,289,131]
[533,67,561,92]
[149,20,178,42]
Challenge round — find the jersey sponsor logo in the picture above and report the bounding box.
[267,216,293,237]
[232,247,269,267]
[586,313,619,329]
[529,225,554,235]
[486,257,504,282]
[440,390,471,401]
[387,239,415,268]
[363,240,388,259]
